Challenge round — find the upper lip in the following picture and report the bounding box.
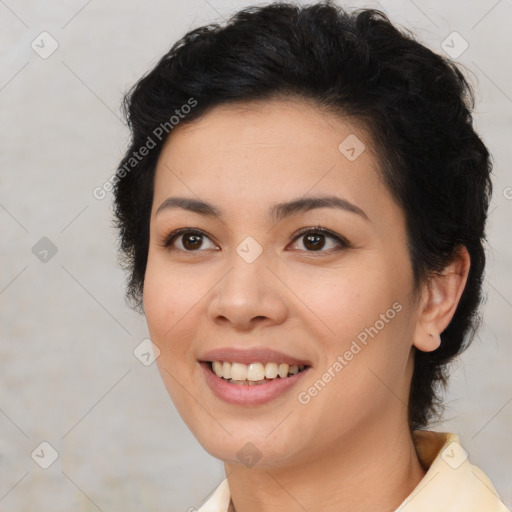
[199,347,312,366]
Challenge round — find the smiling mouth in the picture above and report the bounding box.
[208,361,309,385]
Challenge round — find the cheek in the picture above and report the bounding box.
[289,261,413,400]
[285,260,404,344]
[142,256,197,372]
[143,260,201,418]
[144,254,198,337]
[143,265,172,343]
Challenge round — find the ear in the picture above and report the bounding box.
[413,246,471,352]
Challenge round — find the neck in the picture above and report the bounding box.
[224,419,426,512]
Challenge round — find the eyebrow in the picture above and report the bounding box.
[155,194,369,222]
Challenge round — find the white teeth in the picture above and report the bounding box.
[247,362,265,381]
[210,361,306,381]
[289,365,299,375]
[212,361,223,376]
[278,363,289,378]
[231,362,247,381]
[265,362,279,379]
[221,361,232,380]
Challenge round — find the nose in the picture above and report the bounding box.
[207,248,288,331]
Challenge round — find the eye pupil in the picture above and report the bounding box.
[183,233,202,250]
[304,233,325,251]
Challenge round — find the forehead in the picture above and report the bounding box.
[152,98,397,226]
[160,98,369,161]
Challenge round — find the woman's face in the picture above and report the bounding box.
[144,98,420,467]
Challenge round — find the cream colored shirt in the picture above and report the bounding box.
[197,431,510,512]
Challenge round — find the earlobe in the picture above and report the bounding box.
[414,328,442,352]
[413,246,470,353]
[425,332,442,351]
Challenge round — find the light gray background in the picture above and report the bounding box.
[1,1,511,511]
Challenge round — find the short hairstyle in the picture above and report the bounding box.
[113,1,492,430]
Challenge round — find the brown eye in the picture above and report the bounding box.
[181,233,204,250]
[290,227,348,254]
[302,233,327,251]
[162,229,218,252]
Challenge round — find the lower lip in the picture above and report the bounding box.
[200,362,310,405]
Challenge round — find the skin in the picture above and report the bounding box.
[143,97,470,512]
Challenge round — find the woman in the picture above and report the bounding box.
[113,2,509,510]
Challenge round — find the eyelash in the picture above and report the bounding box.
[158,226,350,256]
